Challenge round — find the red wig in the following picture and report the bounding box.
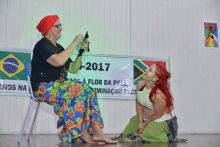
[149,64,174,113]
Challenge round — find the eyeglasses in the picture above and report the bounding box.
[53,24,62,29]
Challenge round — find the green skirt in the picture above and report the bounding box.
[122,115,169,142]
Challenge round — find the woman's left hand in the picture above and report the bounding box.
[138,121,148,135]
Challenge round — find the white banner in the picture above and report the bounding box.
[0,48,169,99]
[0,80,28,93]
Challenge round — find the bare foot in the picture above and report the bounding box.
[81,138,98,144]
[81,134,98,144]
[93,134,117,144]
[85,140,98,144]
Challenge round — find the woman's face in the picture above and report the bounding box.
[48,19,63,40]
[142,64,157,81]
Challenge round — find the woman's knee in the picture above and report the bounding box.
[143,122,166,136]
[129,115,139,123]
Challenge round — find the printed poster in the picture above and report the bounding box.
[204,22,218,48]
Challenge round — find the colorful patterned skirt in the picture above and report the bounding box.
[33,78,104,142]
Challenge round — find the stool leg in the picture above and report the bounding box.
[17,99,34,144]
[69,132,72,144]
[27,101,41,142]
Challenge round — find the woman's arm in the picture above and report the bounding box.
[136,81,145,123]
[68,41,89,74]
[56,42,78,66]
[46,34,84,67]
[68,56,82,74]
[136,99,143,123]
[46,42,77,67]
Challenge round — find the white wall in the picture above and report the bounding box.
[0,0,220,135]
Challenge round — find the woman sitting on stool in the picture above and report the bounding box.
[31,15,117,144]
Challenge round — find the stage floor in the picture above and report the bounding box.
[0,134,219,147]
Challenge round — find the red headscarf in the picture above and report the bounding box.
[36,15,59,36]
[149,63,174,113]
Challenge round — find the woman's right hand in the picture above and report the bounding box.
[138,121,148,135]
[72,34,84,45]
[138,122,144,133]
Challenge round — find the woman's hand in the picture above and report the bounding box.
[138,121,148,135]
[81,40,90,54]
[72,34,84,45]
[138,122,145,134]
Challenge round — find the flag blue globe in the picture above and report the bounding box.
[3,58,19,74]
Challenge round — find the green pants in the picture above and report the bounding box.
[122,115,170,142]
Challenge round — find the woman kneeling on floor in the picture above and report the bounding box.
[121,63,178,143]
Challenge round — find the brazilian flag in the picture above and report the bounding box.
[0,51,31,80]
[133,60,149,85]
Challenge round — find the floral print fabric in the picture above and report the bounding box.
[33,78,104,142]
